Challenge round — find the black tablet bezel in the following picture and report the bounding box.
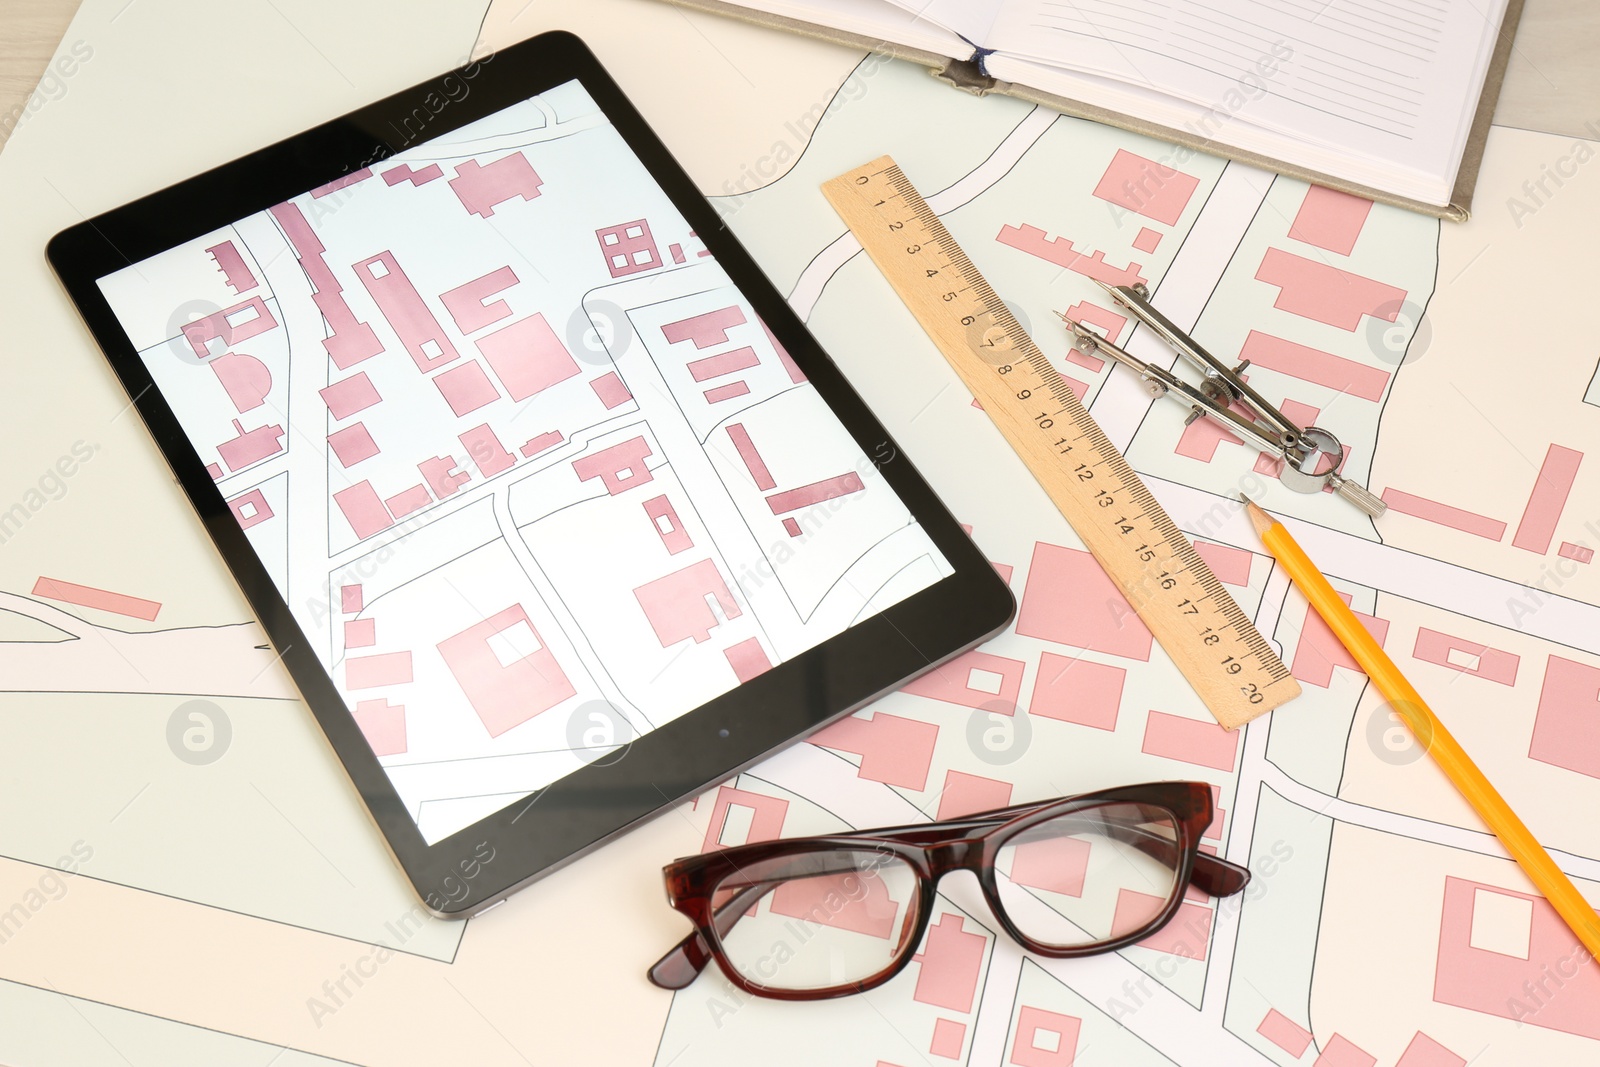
[47,30,1015,916]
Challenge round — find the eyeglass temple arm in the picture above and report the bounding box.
[647,876,798,990]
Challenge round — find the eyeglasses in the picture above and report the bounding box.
[647,781,1248,1000]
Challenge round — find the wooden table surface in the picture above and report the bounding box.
[0,0,86,152]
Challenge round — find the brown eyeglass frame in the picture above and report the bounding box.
[648,781,1249,1000]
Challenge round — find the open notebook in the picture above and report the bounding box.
[663,0,1524,220]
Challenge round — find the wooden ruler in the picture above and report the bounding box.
[823,155,1299,728]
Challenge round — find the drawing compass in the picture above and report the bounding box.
[1062,281,1386,517]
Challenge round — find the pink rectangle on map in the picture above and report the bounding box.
[333,481,394,540]
[1412,627,1519,685]
[353,699,407,757]
[1092,149,1200,225]
[703,381,750,404]
[589,371,632,409]
[726,423,775,491]
[460,424,516,477]
[520,431,564,458]
[662,306,745,349]
[687,346,760,382]
[476,314,580,401]
[1117,889,1211,958]
[1512,444,1583,554]
[1560,541,1594,564]
[344,618,376,648]
[1289,184,1373,256]
[935,769,1013,820]
[32,577,161,621]
[1030,652,1124,730]
[1193,540,1252,586]
[1257,1009,1314,1057]
[1313,1035,1377,1067]
[1381,489,1506,540]
[205,241,258,294]
[760,318,806,384]
[440,265,518,334]
[643,494,693,555]
[346,651,413,689]
[767,473,864,514]
[1142,710,1239,771]
[1239,330,1390,402]
[1395,1033,1467,1067]
[320,373,382,420]
[354,251,460,372]
[384,484,431,519]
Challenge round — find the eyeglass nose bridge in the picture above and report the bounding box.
[924,836,987,879]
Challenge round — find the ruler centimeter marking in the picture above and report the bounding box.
[823,155,1299,728]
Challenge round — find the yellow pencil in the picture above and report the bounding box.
[1243,497,1600,957]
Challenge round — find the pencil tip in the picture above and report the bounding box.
[1240,495,1274,536]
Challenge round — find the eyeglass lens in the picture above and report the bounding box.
[711,848,921,992]
[993,802,1182,948]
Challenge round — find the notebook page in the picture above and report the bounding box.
[876,0,1010,45]
[986,0,1508,200]
[722,0,972,57]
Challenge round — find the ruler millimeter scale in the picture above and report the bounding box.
[822,156,1299,728]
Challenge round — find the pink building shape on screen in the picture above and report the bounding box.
[722,636,770,683]
[180,296,278,359]
[662,305,745,348]
[353,251,461,373]
[267,202,384,369]
[572,436,654,497]
[475,313,581,401]
[210,353,273,413]
[448,152,543,218]
[217,419,285,472]
[437,604,577,737]
[441,266,518,334]
[641,494,692,555]
[596,219,662,278]
[633,558,741,646]
[205,240,258,294]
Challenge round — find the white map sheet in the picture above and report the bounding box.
[1,0,1598,1063]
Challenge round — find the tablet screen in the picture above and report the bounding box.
[95,79,952,844]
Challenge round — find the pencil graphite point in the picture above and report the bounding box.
[1241,496,1274,537]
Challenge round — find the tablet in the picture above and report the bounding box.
[48,30,1014,916]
